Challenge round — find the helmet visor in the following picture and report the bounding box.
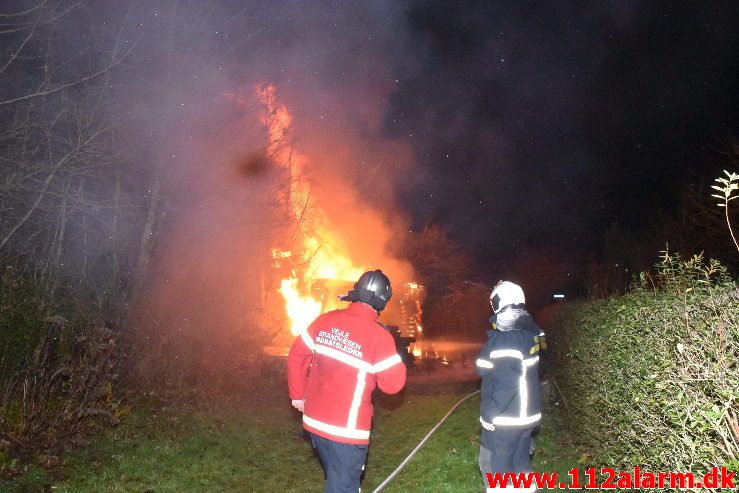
[490,293,501,312]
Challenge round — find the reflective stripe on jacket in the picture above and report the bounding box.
[287,302,406,444]
[476,310,542,429]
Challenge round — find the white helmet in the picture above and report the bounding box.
[490,281,525,313]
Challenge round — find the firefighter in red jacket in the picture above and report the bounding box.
[287,269,406,493]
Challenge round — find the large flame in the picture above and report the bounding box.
[277,278,322,335]
[258,84,364,335]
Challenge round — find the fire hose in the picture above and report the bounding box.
[370,389,481,493]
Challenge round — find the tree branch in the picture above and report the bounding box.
[0,37,139,107]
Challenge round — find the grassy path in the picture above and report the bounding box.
[370,383,580,492]
[4,381,579,493]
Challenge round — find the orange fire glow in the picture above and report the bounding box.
[258,84,365,335]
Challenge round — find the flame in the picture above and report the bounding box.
[278,278,322,335]
[258,84,365,335]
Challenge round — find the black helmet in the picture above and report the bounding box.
[341,269,393,312]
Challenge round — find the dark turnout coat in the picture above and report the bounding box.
[476,309,542,429]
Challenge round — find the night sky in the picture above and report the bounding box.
[125,0,739,276]
[378,1,737,273]
[5,0,736,283]
[228,0,738,276]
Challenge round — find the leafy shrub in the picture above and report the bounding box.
[1,320,127,456]
[550,252,738,473]
[0,268,126,456]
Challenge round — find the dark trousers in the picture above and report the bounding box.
[310,432,368,493]
[479,427,533,488]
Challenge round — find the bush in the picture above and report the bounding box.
[0,268,126,456]
[550,252,739,473]
[0,266,52,380]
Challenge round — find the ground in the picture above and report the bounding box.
[3,371,580,493]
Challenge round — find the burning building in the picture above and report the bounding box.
[254,84,423,356]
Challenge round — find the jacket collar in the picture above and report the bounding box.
[496,308,529,331]
[347,301,379,320]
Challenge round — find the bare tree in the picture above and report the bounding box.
[0,1,129,306]
[0,1,266,306]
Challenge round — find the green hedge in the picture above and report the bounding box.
[550,253,739,473]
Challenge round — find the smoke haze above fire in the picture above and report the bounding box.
[16,0,734,320]
[103,0,420,353]
[212,0,734,273]
[51,0,732,278]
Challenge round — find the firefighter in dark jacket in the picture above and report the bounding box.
[476,281,542,492]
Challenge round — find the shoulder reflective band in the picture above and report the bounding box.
[300,330,315,351]
[316,344,373,372]
[314,345,403,374]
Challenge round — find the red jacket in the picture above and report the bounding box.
[287,302,406,444]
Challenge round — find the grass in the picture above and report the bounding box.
[371,385,581,492]
[2,379,580,493]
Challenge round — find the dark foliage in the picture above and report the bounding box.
[549,252,738,472]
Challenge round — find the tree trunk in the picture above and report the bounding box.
[111,173,121,278]
[134,175,161,288]
[54,182,70,268]
[79,178,88,280]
